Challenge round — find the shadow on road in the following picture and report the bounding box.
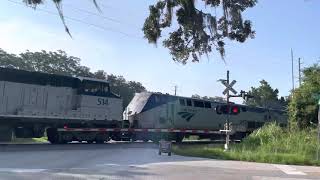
[0,140,224,152]
[0,141,159,152]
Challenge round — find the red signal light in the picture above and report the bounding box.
[231,106,240,114]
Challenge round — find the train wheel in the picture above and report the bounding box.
[95,133,108,144]
[61,133,73,143]
[95,140,104,144]
[142,137,149,142]
[131,136,137,142]
[175,134,184,143]
[151,135,160,143]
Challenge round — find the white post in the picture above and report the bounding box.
[226,71,230,151]
[220,129,231,151]
[225,131,230,151]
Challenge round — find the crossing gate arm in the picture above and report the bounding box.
[57,128,222,134]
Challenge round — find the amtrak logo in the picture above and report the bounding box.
[177,112,195,122]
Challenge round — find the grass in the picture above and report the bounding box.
[173,123,320,166]
[12,137,48,144]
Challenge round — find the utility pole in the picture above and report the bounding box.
[318,99,320,160]
[298,58,302,87]
[174,85,177,96]
[291,49,295,92]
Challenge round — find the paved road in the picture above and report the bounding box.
[0,143,319,180]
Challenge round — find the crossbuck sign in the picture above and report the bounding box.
[221,80,237,95]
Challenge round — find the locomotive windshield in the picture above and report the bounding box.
[80,79,111,96]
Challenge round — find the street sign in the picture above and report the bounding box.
[221,80,237,95]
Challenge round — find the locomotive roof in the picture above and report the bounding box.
[147,92,285,113]
[78,77,109,83]
[0,67,109,88]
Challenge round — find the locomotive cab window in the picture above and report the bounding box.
[186,99,192,106]
[204,101,211,108]
[80,80,110,96]
[83,81,99,93]
[193,100,204,108]
[179,99,185,106]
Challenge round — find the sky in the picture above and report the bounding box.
[0,0,320,103]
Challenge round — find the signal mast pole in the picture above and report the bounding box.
[226,71,230,131]
[174,85,177,96]
[219,71,253,151]
[225,71,231,150]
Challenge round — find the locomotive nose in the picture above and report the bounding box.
[128,113,139,128]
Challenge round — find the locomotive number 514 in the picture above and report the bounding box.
[97,98,108,106]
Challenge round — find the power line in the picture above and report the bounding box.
[7,0,142,39]
[97,2,142,19]
[62,3,141,29]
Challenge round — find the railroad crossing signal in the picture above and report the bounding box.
[221,80,237,95]
[216,105,240,115]
[218,70,253,151]
[218,70,235,151]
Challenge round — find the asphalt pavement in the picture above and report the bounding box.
[0,142,319,180]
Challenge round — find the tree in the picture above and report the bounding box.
[288,64,320,128]
[93,70,107,80]
[191,94,201,99]
[143,0,256,63]
[1,49,93,77]
[102,74,146,108]
[22,0,257,64]
[19,50,93,77]
[245,80,286,109]
[0,48,146,108]
[192,94,226,102]
[204,96,226,103]
[0,49,29,70]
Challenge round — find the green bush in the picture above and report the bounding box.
[288,64,320,129]
[173,123,320,166]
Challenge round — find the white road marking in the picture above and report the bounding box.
[253,176,311,180]
[96,163,122,167]
[55,173,120,180]
[274,165,306,175]
[0,168,47,173]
